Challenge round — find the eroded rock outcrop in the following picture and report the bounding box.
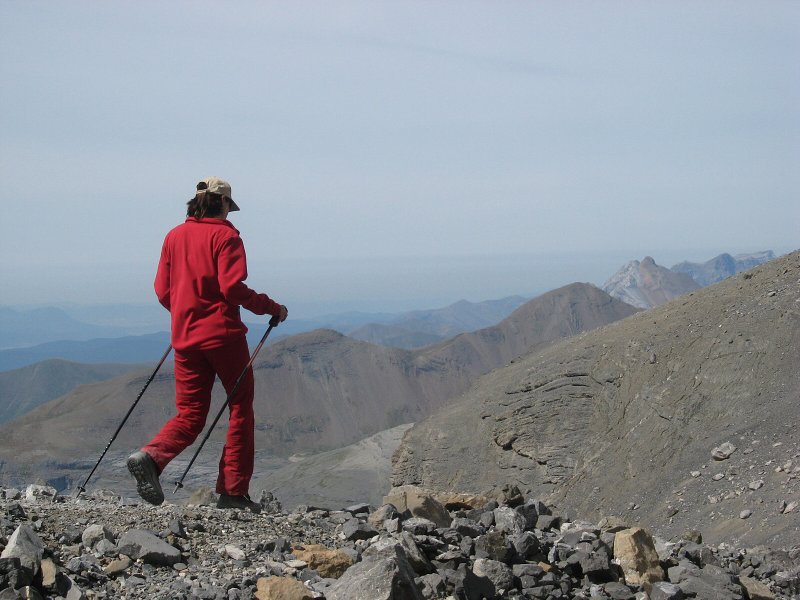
[392,251,800,549]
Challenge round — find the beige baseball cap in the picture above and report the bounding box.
[197,176,240,211]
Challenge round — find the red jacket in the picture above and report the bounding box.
[154,217,282,351]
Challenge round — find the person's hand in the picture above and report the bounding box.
[278,305,288,323]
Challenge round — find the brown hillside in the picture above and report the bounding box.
[392,251,800,548]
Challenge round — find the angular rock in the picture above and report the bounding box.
[535,514,561,530]
[712,442,738,461]
[474,531,514,563]
[384,486,452,528]
[40,557,57,588]
[398,532,435,575]
[25,484,57,501]
[225,544,246,561]
[614,527,664,592]
[450,517,484,538]
[292,544,354,579]
[579,549,613,581]
[104,556,132,577]
[678,541,718,568]
[515,500,540,529]
[168,519,187,538]
[472,557,515,593]
[738,575,774,600]
[0,557,33,590]
[443,563,495,600]
[326,543,424,600]
[668,561,743,600]
[63,577,87,600]
[254,576,313,600]
[493,506,526,534]
[368,504,399,529]
[416,573,445,599]
[511,531,541,560]
[401,517,437,535]
[6,503,26,520]
[81,524,113,550]
[603,581,637,599]
[431,549,468,570]
[117,529,181,566]
[0,525,44,576]
[649,581,684,600]
[341,519,378,541]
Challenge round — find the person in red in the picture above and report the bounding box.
[127,176,287,513]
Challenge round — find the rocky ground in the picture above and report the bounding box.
[2,484,799,600]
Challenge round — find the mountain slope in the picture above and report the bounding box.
[0,284,637,494]
[392,251,800,548]
[0,359,143,425]
[602,256,700,309]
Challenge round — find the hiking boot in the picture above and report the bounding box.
[127,451,164,506]
[217,494,262,514]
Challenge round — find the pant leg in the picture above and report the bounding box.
[142,348,215,473]
[205,337,255,496]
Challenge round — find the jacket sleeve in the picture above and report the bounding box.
[154,239,171,311]
[217,236,282,316]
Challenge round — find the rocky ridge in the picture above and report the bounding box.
[2,483,799,600]
[393,251,800,549]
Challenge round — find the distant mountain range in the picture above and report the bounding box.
[671,250,775,287]
[0,332,172,372]
[603,250,775,309]
[347,296,528,348]
[0,283,637,496]
[0,296,528,371]
[0,306,130,349]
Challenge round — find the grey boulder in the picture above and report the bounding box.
[117,529,181,566]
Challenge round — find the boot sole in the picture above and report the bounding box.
[127,454,164,506]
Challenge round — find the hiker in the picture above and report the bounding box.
[127,177,287,513]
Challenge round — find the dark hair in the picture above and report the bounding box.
[187,190,226,218]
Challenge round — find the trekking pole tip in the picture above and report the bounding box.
[173,481,183,494]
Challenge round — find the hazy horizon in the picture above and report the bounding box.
[3,247,793,321]
[1,2,797,316]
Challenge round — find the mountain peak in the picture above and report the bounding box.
[602,257,699,309]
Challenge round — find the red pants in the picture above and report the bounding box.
[143,337,255,496]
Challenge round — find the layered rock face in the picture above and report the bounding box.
[393,251,800,548]
[602,256,700,309]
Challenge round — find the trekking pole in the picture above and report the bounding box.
[173,315,281,493]
[75,343,173,497]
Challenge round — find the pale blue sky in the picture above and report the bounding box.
[1,2,797,316]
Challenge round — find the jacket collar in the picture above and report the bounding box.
[185,217,239,233]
